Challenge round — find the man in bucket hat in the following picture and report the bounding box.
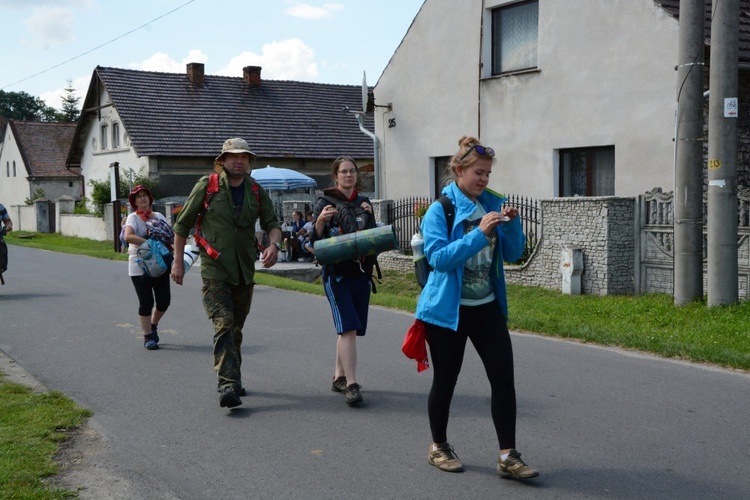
[171,138,282,409]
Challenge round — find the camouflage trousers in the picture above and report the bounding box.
[202,279,254,391]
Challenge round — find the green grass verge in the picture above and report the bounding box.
[6,231,128,261]
[0,373,91,498]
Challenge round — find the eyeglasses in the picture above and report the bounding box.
[338,169,357,175]
[459,144,495,163]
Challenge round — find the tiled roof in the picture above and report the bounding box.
[654,0,750,64]
[11,120,78,178]
[73,66,375,162]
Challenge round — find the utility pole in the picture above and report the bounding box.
[673,0,706,306]
[707,0,740,306]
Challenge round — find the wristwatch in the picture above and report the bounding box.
[272,241,281,251]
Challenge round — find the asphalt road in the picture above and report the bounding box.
[1,245,749,499]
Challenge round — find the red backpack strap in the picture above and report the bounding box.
[251,181,260,206]
[193,174,221,260]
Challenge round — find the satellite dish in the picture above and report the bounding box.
[362,71,368,112]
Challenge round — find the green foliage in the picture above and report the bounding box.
[88,168,159,217]
[23,188,47,206]
[0,375,91,498]
[58,79,80,123]
[0,89,59,122]
[73,197,91,214]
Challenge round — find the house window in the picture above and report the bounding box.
[112,123,120,149]
[12,161,16,177]
[100,124,108,150]
[559,146,615,197]
[492,0,539,75]
[5,162,8,177]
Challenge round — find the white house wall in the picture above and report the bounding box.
[80,86,142,203]
[375,0,681,200]
[0,126,32,207]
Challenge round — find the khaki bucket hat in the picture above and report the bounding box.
[215,138,258,162]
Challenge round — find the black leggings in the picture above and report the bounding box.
[131,273,171,316]
[425,300,517,449]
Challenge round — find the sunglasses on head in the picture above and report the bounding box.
[459,144,495,162]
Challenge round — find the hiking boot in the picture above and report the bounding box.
[144,333,159,350]
[428,443,464,472]
[344,383,363,405]
[331,376,347,393]
[497,449,539,479]
[216,385,246,396]
[219,387,242,408]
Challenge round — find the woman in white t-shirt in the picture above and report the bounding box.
[123,185,172,350]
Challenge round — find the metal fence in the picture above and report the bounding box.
[388,196,432,253]
[388,194,539,263]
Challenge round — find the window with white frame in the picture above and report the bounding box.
[12,161,16,177]
[112,122,120,149]
[100,124,108,150]
[491,0,539,75]
[559,146,615,197]
[5,161,8,177]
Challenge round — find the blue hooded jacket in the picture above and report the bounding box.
[415,182,525,330]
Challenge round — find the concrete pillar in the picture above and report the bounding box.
[55,196,76,234]
[34,199,50,233]
[560,246,584,295]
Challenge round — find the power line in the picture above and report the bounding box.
[1,0,196,91]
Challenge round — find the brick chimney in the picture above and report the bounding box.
[243,66,262,88]
[186,62,205,86]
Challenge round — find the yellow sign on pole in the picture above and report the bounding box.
[708,159,722,170]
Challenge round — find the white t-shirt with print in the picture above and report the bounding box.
[460,202,496,306]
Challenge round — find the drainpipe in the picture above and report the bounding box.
[354,111,380,198]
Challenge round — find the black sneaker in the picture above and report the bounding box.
[144,333,159,350]
[344,383,363,405]
[331,376,347,393]
[219,387,242,408]
[497,449,539,479]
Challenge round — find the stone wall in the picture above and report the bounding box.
[504,197,636,295]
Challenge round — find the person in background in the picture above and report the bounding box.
[0,202,13,277]
[310,157,376,406]
[284,210,305,261]
[123,186,172,351]
[171,138,282,409]
[416,136,539,479]
[300,210,315,261]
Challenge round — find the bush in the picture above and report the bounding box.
[88,168,159,217]
[24,188,46,205]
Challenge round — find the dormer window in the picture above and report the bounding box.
[100,124,108,150]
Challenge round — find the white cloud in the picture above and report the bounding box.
[217,39,318,81]
[135,49,209,73]
[285,2,344,20]
[23,7,75,48]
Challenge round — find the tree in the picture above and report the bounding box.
[58,79,81,122]
[0,89,59,122]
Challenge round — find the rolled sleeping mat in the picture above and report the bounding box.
[314,225,398,265]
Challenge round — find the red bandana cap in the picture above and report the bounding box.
[128,185,154,209]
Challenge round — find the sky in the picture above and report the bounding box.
[0,0,424,110]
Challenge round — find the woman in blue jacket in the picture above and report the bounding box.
[416,136,538,479]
